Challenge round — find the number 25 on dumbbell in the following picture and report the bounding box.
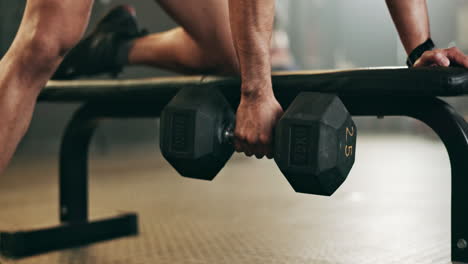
[345,126,355,157]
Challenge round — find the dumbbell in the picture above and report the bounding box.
[159,86,356,196]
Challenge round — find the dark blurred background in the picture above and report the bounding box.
[1,0,468,157]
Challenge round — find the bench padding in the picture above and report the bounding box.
[39,67,468,102]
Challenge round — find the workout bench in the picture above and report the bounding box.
[0,67,467,263]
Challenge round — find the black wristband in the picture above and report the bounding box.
[406,38,436,67]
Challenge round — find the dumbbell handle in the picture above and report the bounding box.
[223,129,234,143]
[222,127,275,146]
[222,128,235,144]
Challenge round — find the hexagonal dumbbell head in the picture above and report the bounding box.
[160,86,235,180]
[274,92,356,196]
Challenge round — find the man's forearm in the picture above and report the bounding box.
[228,0,275,97]
[386,0,431,54]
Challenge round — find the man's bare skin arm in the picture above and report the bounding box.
[386,0,430,54]
[228,0,283,159]
[386,0,468,68]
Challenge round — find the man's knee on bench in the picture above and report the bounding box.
[17,0,91,70]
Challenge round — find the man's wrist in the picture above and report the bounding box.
[406,38,436,67]
[241,79,274,99]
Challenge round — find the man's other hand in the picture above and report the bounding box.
[414,46,468,68]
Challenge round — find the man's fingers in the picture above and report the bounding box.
[254,143,271,159]
[234,131,262,157]
[244,135,261,158]
[244,150,254,157]
[234,130,246,153]
[240,141,252,156]
[242,138,254,157]
[254,146,265,159]
[414,48,468,68]
[234,130,275,159]
[433,52,451,66]
[234,141,243,153]
[265,144,274,159]
[445,47,468,68]
[414,51,450,67]
[253,142,264,159]
[255,134,273,159]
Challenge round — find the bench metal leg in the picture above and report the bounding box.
[413,100,468,264]
[0,214,137,258]
[1,102,161,258]
[343,96,468,263]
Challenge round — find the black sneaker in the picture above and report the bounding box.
[53,5,147,80]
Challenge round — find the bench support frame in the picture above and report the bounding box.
[343,96,468,263]
[0,96,467,263]
[0,102,161,258]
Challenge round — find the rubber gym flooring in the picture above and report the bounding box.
[0,134,451,264]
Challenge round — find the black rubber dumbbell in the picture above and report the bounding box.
[160,86,235,181]
[159,86,356,196]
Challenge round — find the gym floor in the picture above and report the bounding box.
[0,134,451,264]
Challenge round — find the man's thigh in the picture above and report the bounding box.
[155,0,233,48]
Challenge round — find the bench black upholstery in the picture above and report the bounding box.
[40,67,468,104]
[2,67,468,262]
